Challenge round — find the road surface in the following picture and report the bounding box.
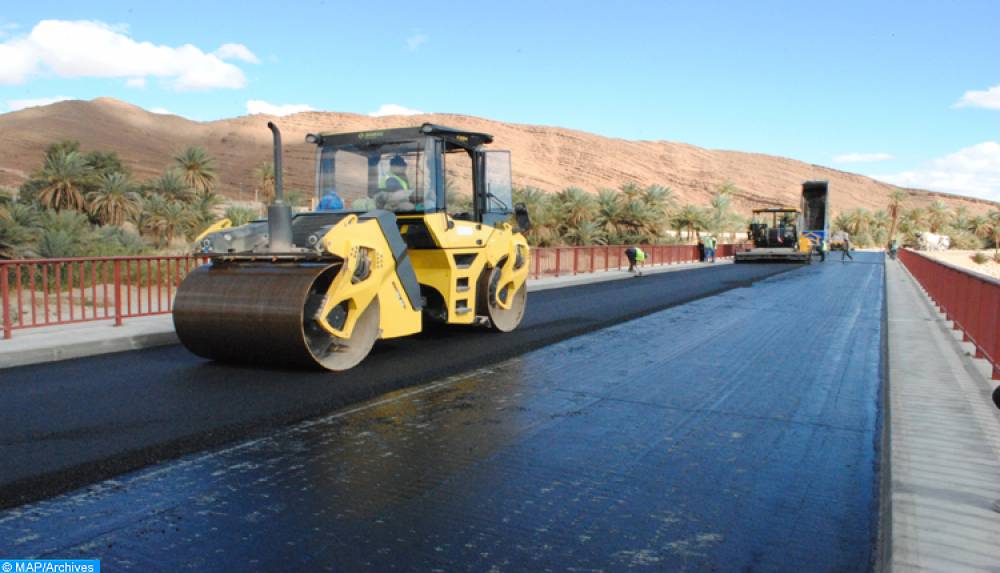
[0,262,791,508]
[0,254,885,571]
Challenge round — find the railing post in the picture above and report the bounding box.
[113,260,123,327]
[554,248,561,278]
[2,265,11,339]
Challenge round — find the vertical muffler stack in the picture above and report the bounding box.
[266,121,294,252]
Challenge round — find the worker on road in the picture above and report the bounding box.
[818,237,826,262]
[706,235,717,263]
[625,246,645,276]
[697,238,706,262]
[842,234,854,262]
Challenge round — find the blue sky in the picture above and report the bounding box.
[2,0,999,201]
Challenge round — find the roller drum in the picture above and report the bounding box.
[173,261,342,369]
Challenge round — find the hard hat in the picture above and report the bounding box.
[390,155,407,168]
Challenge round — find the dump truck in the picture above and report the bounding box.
[800,180,829,253]
[173,123,530,371]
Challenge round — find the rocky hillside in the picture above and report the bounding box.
[0,97,995,215]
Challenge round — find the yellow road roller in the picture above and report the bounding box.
[174,122,531,370]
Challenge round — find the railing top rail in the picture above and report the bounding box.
[902,248,1000,288]
[0,255,204,265]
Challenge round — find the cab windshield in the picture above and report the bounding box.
[315,138,438,213]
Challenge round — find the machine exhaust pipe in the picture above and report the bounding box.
[266,121,293,251]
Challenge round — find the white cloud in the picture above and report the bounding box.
[832,152,893,163]
[6,95,72,111]
[406,33,428,51]
[214,43,259,64]
[246,99,315,116]
[0,19,250,90]
[126,77,146,88]
[954,85,1000,110]
[874,141,1000,202]
[368,103,424,117]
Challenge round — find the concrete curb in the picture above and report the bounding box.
[0,259,732,370]
[885,258,1000,571]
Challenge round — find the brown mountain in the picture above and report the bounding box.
[0,97,995,215]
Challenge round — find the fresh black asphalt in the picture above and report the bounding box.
[0,263,792,509]
[0,254,885,571]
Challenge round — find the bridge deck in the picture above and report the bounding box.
[0,254,885,571]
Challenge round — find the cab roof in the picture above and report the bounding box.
[307,123,493,152]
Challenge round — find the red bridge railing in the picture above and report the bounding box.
[529,243,747,279]
[1,255,207,339]
[1,244,746,339]
[899,248,1000,379]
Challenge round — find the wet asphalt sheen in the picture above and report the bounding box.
[0,262,791,508]
[0,254,885,571]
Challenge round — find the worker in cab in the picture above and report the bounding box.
[376,155,415,211]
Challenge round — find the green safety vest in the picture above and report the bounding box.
[379,174,409,191]
[635,248,646,261]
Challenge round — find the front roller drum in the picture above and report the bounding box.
[173,262,380,371]
[479,265,527,332]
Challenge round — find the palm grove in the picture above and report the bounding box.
[0,142,271,258]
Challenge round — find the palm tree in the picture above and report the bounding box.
[36,209,94,258]
[990,210,1000,256]
[672,205,707,241]
[845,208,873,238]
[619,182,643,202]
[707,186,743,237]
[512,186,559,246]
[899,207,927,234]
[149,169,196,204]
[87,173,143,226]
[553,187,595,232]
[952,206,970,232]
[971,215,992,242]
[871,210,891,247]
[886,189,907,247]
[0,205,39,258]
[224,206,259,227]
[595,189,623,239]
[145,200,193,246]
[36,151,92,212]
[254,162,276,205]
[926,200,951,233]
[174,146,217,196]
[563,220,606,246]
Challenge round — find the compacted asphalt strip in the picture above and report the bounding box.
[0,253,885,571]
[0,262,792,509]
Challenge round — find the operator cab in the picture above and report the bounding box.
[307,124,514,227]
[749,208,801,248]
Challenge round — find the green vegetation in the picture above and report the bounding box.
[971,252,989,265]
[1,140,229,259]
[224,206,259,227]
[514,182,744,247]
[834,198,1000,251]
